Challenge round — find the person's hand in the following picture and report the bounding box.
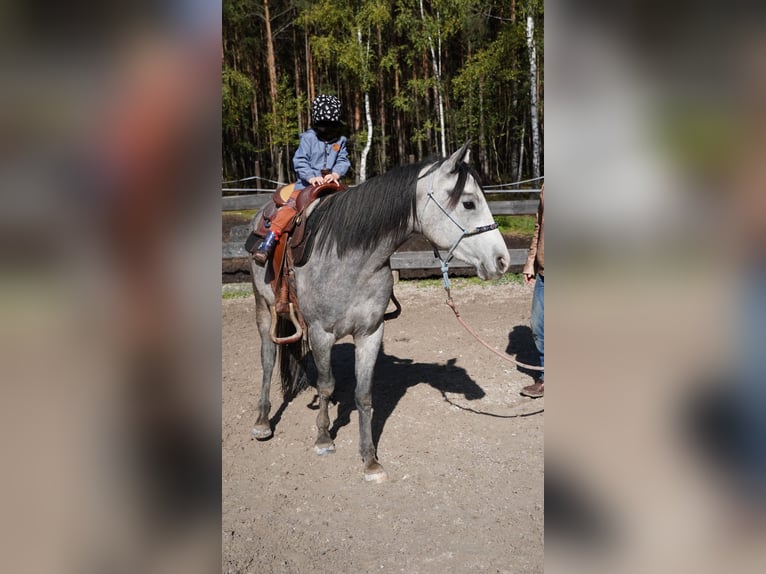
[523,273,535,285]
[308,176,324,186]
[323,172,340,184]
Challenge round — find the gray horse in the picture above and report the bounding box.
[250,144,509,482]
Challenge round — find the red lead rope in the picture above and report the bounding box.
[445,294,544,371]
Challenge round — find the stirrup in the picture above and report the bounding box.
[269,303,303,344]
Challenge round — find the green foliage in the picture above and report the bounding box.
[412,273,525,289]
[223,0,544,183]
[494,215,535,236]
[222,283,253,299]
[358,0,391,28]
[222,273,524,298]
[411,120,436,144]
[222,67,253,132]
[392,92,412,112]
[265,78,304,147]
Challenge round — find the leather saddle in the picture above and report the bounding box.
[253,181,345,262]
[247,182,347,344]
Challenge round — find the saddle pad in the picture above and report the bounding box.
[274,183,296,206]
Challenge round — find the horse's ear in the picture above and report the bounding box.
[445,140,472,173]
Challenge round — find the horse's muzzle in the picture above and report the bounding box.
[497,252,510,274]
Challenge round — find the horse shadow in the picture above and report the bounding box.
[269,337,543,446]
[506,325,541,380]
[308,343,483,448]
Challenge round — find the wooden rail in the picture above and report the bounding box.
[222,193,539,215]
[222,190,539,272]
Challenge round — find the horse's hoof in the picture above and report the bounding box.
[364,463,388,483]
[314,443,336,456]
[251,426,272,440]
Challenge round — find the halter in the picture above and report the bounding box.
[420,172,498,293]
[419,172,544,373]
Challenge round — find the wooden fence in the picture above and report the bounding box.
[222,189,540,272]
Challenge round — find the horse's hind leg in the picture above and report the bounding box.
[252,290,276,439]
[309,328,336,455]
[354,324,387,483]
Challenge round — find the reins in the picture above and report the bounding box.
[422,174,543,371]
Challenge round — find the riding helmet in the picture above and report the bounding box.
[311,94,342,124]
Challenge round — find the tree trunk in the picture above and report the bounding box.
[277,148,285,185]
[413,63,423,161]
[526,14,540,179]
[479,78,487,176]
[293,22,303,134]
[263,0,278,120]
[418,0,446,156]
[394,69,405,165]
[305,29,315,105]
[263,0,282,182]
[517,119,525,182]
[376,25,387,174]
[358,28,373,183]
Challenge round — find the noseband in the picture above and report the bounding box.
[420,173,498,291]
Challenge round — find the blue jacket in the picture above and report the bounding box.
[292,129,351,190]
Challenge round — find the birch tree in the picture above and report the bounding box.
[418,0,447,156]
[526,11,540,178]
[357,27,373,182]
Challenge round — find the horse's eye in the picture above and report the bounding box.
[463,201,476,210]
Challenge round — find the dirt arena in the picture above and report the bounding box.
[222,280,544,573]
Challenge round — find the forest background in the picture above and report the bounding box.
[222,0,543,188]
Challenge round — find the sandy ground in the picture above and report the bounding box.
[222,280,544,574]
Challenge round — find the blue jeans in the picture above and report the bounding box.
[530,274,544,380]
[739,268,766,499]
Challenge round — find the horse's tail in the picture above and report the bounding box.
[274,315,310,400]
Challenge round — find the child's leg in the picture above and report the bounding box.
[268,204,298,236]
[253,190,300,266]
[269,188,301,236]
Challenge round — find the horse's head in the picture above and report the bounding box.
[416,143,509,280]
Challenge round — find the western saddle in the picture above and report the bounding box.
[246,181,347,344]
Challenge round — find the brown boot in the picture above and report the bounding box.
[520,380,544,398]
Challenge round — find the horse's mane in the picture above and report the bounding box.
[306,156,482,259]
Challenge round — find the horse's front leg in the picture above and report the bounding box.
[310,328,336,455]
[354,323,387,483]
[252,292,276,439]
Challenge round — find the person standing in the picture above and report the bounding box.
[521,184,544,398]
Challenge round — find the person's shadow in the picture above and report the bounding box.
[506,325,541,380]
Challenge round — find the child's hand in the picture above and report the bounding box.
[309,176,324,186]
[323,172,340,184]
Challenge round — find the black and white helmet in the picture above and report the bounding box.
[311,94,342,124]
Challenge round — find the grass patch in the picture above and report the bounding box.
[222,283,253,299]
[225,209,259,219]
[413,273,524,289]
[222,274,524,299]
[494,215,535,236]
